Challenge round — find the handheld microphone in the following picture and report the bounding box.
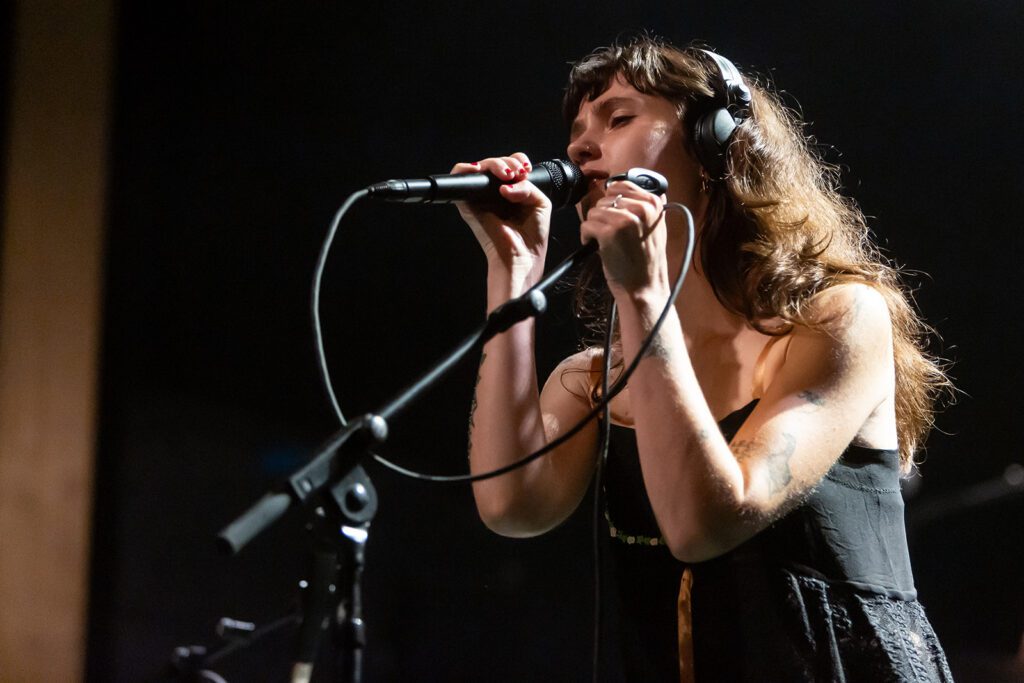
[366,159,586,209]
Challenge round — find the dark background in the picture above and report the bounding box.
[80,2,1022,681]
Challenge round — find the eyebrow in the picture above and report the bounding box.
[569,96,642,140]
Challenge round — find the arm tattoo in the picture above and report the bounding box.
[731,432,797,497]
[847,293,864,326]
[467,352,487,450]
[798,390,825,407]
[641,331,671,362]
[731,438,760,463]
[766,433,797,496]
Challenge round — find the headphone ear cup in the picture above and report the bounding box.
[693,108,736,179]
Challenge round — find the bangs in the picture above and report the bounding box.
[562,38,711,127]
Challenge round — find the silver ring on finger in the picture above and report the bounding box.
[611,194,623,209]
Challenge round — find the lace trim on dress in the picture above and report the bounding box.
[782,571,954,682]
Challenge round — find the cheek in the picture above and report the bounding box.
[642,122,682,165]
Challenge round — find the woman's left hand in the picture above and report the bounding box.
[579,179,670,298]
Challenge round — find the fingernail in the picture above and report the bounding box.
[504,168,514,177]
[470,161,480,166]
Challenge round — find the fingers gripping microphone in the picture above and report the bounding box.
[366,159,587,209]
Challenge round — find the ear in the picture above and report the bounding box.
[690,49,752,180]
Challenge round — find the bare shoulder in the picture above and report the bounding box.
[762,282,895,409]
[799,282,893,352]
[542,347,602,405]
[714,284,899,544]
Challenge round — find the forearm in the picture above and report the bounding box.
[468,264,551,535]
[614,289,748,559]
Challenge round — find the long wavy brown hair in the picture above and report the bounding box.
[563,36,951,469]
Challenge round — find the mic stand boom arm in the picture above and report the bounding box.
[216,240,598,682]
[218,238,598,553]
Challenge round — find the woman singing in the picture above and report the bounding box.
[455,36,953,682]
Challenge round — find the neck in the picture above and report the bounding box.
[664,216,749,345]
[675,268,749,344]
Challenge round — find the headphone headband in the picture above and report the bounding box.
[698,49,752,121]
[692,49,751,179]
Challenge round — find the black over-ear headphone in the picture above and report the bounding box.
[691,49,752,180]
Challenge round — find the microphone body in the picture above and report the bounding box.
[366,159,586,209]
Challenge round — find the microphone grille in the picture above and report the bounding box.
[537,159,586,209]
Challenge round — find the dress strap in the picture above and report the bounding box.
[751,334,791,399]
[588,349,606,406]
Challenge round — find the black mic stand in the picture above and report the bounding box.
[291,465,376,683]
[217,415,386,683]
[211,240,599,682]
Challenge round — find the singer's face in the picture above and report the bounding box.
[567,76,703,219]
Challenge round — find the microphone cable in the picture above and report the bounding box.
[591,298,615,683]
[311,188,368,427]
[310,194,695,484]
[311,196,694,682]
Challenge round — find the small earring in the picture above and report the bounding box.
[699,169,712,194]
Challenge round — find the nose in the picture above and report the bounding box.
[567,133,599,167]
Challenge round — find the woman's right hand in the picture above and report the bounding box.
[452,153,552,285]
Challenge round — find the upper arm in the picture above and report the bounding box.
[534,351,602,501]
[485,350,600,536]
[727,284,895,522]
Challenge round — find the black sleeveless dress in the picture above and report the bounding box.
[602,399,954,682]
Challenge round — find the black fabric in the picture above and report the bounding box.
[603,413,686,682]
[603,400,954,682]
